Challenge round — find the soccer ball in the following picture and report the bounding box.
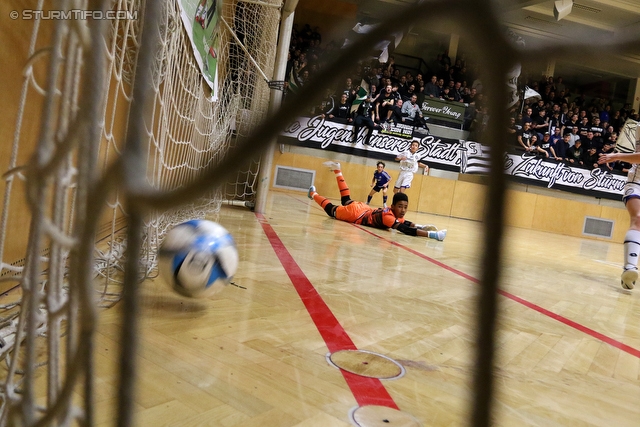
[158,219,239,298]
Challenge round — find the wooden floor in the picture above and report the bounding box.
[91,188,640,427]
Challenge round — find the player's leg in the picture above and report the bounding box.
[621,196,640,289]
[308,186,337,218]
[382,186,388,208]
[322,161,352,204]
[366,187,377,205]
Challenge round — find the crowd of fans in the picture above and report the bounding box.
[510,75,639,173]
[286,24,639,173]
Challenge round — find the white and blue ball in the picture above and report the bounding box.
[158,220,239,298]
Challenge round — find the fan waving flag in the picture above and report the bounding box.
[350,79,370,114]
[524,86,541,100]
[288,68,300,95]
[615,119,638,154]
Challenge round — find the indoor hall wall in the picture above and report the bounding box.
[0,1,130,288]
[0,1,55,274]
[269,151,628,243]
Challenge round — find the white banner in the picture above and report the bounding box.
[279,116,627,199]
[280,115,460,170]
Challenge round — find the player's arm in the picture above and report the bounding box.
[598,152,640,165]
[394,221,430,237]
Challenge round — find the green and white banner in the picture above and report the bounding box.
[420,98,465,125]
[177,0,221,100]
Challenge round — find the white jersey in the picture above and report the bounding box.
[399,150,420,173]
[626,124,640,184]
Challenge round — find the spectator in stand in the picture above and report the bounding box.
[401,94,429,131]
[528,134,545,156]
[436,78,445,96]
[516,121,534,151]
[568,126,580,148]
[522,107,534,126]
[599,104,611,124]
[531,99,546,118]
[599,142,616,172]
[328,93,352,124]
[549,110,563,135]
[581,131,599,150]
[400,83,418,102]
[563,113,580,135]
[531,109,550,139]
[440,86,454,102]
[375,84,398,125]
[464,87,478,105]
[352,97,380,145]
[397,75,408,94]
[554,90,568,105]
[451,81,465,102]
[342,77,354,97]
[369,84,380,103]
[550,127,563,145]
[590,117,605,144]
[574,93,586,108]
[536,132,554,158]
[415,73,425,94]
[578,116,591,137]
[386,99,405,125]
[298,69,310,87]
[314,88,336,117]
[610,110,624,132]
[584,146,600,170]
[507,117,518,144]
[567,139,585,166]
[554,133,571,161]
[424,75,440,98]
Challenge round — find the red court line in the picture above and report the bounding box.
[255,213,399,409]
[355,225,640,359]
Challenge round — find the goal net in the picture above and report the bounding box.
[0,0,280,424]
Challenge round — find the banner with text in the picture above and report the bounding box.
[420,98,466,125]
[460,140,626,199]
[278,115,461,171]
[278,116,627,200]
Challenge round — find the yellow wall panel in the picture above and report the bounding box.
[532,195,602,237]
[504,190,537,229]
[451,181,486,221]
[416,176,455,216]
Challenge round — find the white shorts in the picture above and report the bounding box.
[394,170,414,189]
[623,182,640,204]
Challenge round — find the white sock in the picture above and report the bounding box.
[623,229,640,270]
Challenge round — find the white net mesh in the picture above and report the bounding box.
[0,0,281,424]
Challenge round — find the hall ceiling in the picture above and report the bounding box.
[345,0,640,80]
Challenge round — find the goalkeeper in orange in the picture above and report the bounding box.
[308,161,446,240]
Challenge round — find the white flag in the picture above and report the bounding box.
[524,86,541,100]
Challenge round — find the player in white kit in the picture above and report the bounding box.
[393,140,428,194]
[598,121,640,289]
